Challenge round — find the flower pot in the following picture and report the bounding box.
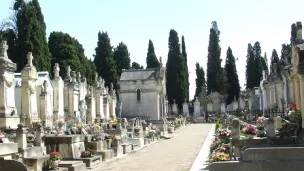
[50,160,59,169]
[246,134,255,139]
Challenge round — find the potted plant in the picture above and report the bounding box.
[217,128,231,144]
[80,151,92,158]
[112,136,121,147]
[49,152,61,169]
[242,124,257,138]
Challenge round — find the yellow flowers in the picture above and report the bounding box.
[210,152,230,162]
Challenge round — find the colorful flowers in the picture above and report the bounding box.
[80,151,92,158]
[288,102,302,124]
[210,152,230,162]
[256,116,265,129]
[242,124,257,135]
[50,152,61,161]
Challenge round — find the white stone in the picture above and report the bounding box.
[194,97,201,115]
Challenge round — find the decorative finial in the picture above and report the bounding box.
[98,76,103,88]
[77,72,81,82]
[71,71,77,82]
[27,52,33,67]
[54,63,60,78]
[42,80,48,93]
[0,40,8,58]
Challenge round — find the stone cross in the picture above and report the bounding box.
[98,76,103,88]
[94,72,99,86]
[0,40,8,58]
[27,52,33,67]
[54,63,60,78]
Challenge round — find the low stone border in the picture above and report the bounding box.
[189,124,216,171]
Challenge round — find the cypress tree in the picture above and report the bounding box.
[146,40,159,68]
[93,31,117,88]
[181,36,189,101]
[166,29,187,109]
[246,43,255,89]
[194,62,205,98]
[13,0,52,72]
[224,47,240,104]
[207,21,222,94]
[131,62,143,69]
[113,42,131,76]
[270,49,281,76]
[48,31,96,84]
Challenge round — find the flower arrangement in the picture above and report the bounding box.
[256,116,265,129]
[217,128,231,144]
[57,120,65,128]
[76,123,84,129]
[32,122,42,128]
[80,151,92,158]
[210,139,222,153]
[111,120,117,126]
[242,124,257,135]
[288,102,302,125]
[210,152,230,162]
[49,152,61,161]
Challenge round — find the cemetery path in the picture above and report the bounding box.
[101,123,213,171]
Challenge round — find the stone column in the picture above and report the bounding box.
[51,63,64,122]
[231,119,240,140]
[16,124,27,149]
[266,118,275,138]
[64,66,71,119]
[85,86,96,124]
[294,76,301,108]
[40,81,53,127]
[21,52,39,127]
[67,71,80,122]
[0,40,19,129]
[95,76,104,120]
[103,94,110,120]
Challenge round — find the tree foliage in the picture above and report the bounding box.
[166,29,187,109]
[146,40,159,69]
[11,0,52,72]
[48,31,96,84]
[131,62,143,69]
[113,42,131,77]
[194,62,205,98]
[206,21,222,94]
[93,31,117,88]
[181,35,189,101]
[224,47,240,104]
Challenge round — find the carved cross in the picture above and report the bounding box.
[54,63,60,78]
[27,52,33,67]
[0,41,8,58]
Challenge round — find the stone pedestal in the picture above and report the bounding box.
[52,63,64,122]
[16,124,27,150]
[194,97,201,115]
[85,86,96,124]
[103,95,110,119]
[0,41,19,129]
[21,52,39,127]
[40,81,53,127]
[67,71,80,121]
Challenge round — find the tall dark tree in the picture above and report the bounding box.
[246,43,255,89]
[93,31,117,88]
[224,47,240,104]
[207,21,222,94]
[48,31,96,84]
[12,0,52,72]
[194,62,205,98]
[146,40,159,69]
[291,23,297,43]
[262,52,269,72]
[270,49,281,76]
[181,36,189,101]
[131,62,143,69]
[113,42,131,77]
[166,29,187,109]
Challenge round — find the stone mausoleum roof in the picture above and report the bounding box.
[120,68,157,81]
[14,71,53,88]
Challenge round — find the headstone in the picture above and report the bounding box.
[182,99,189,116]
[207,102,213,112]
[231,119,240,139]
[85,86,96,124]
[16,124,27,149]
[220,103,226,113]
[266,118,276,138]
[67,71,80,121]
[0,41,19,129]
[274,116,282,129]
[21,52,39,127]
[95,76,104,120]
[52,63,64,122]
[172,99,178,114]
[40,81,53,127]
[194,97,201,115]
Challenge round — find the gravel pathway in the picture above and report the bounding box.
[101,123,213,171]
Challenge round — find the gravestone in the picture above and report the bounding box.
[0,41,19,129]
[194,97,201,115]
[172,99,178,114]
[21,52,39,127]
[52,63,65,122]
[182,99,189,116]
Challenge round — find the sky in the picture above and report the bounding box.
[0,0,304,99]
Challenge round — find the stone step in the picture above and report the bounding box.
[121,143,133,154]
[93,149,115,161]
[23,154,50,171]
[70,155,102,169]
[58,161,86,171]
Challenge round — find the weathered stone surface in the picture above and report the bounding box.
[59,160,86,171]
[122,143,133,154]
[20,146,46,158]
[23,154,49,171]
[112,145,123,157]
[45,135,85,144]
[96,149,114,161]
[72,155,102,168]
[242,147,304,161]
[0,143,18,156]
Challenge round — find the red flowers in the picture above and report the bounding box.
[50,152,61,161]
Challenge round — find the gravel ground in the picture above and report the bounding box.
[100,123,213,171]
